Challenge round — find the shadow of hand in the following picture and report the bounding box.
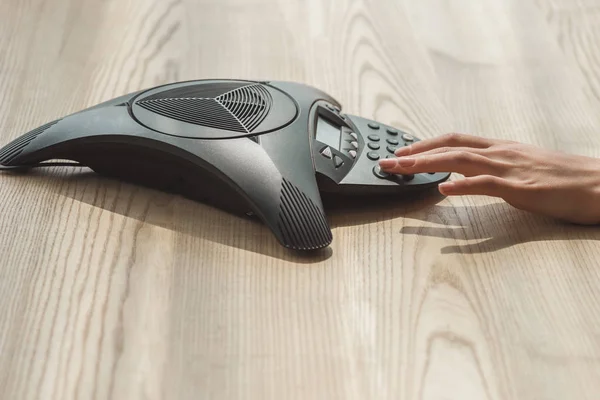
[400,202,600,254]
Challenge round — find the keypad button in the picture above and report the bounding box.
[349,150,357,159]
[386,138,399,145]
[334,155,344,168]
[428,172,435,175]
[367,134,380,142]
[387,128,399,136]
[368,142,380,150]
[387,145,397,154]
[402,133,415,142]
[368,122,380,130]
[350,141,359,149]
[367,152,380,161]
[373,165,390,179]
[350,132,358,140]
[321,147,333,159]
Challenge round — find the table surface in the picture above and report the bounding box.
[1,0,600,399]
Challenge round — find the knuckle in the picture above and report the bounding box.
[492,148,513,158]
[520,179,547,194]
[430,146,453,155]
[480,176,501,189]
[443,132,463,144]
[490,145,519,158]
[452,150,475,163]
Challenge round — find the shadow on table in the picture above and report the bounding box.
[7,168,597,259]
[321,190,446,227]
[20,169,443,262]
[398,202,600,254]
[49,171,330,263]
[323,192,600,254]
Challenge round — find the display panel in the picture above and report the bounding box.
[316,117,341,149]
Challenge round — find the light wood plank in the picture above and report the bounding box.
[0,0,599,399]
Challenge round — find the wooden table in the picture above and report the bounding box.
[1,0,599,398]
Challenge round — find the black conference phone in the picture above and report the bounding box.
[0,80,449,250]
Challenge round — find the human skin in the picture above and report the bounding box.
[378,133,600,225]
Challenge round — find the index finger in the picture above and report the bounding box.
[379,151,503,177]
[394,133,500,157]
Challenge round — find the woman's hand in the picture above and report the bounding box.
[378,133,600,225]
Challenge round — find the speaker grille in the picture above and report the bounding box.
[277,178,332,250]
[218,84,272,132]
[0,119,60,165]
[136,83,273,133]
[142,82,246,101]
[136,98,246,132]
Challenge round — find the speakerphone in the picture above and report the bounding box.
[0,80,450,250]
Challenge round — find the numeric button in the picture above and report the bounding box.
[367,135,380,142]
[368,142,380,150]
[368,123,380,130]
[373,165,390,179]
[402,133,415,142]
[387,128,399,136]
[386,138,399,145]
[367,152,380,161]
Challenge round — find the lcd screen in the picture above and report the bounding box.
[316,117,341,149]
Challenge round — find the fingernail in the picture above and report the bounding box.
[438,182,455,194]
[397,157,415,167]
[394,146,410,156]
[378,159,396,168]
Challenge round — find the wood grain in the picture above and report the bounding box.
[1,0,600,399]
